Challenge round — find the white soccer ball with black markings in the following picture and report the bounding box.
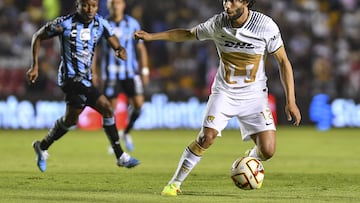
[230,156,265,190]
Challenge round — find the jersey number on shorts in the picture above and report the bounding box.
[221,52,262,84]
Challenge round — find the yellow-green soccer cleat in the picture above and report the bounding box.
[161,183,181,196]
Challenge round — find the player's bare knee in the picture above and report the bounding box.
[204,133,217,145]
[260,147,275,160]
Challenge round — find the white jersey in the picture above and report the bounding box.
[195,11,283,99]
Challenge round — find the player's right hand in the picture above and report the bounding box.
[134,30,151,41]
[285,103,301,126]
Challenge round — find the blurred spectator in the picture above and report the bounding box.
[42,0,60,20]
[347,50,360,101]
[311,44,336,98]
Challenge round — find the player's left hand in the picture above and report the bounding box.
[285,103,301,126]
[115,47,127,60]
[26,66,39,84]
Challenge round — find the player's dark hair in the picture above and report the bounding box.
[220,0,256,9]
[244,0,256,9]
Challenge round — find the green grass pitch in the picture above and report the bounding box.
[0,126,359,203]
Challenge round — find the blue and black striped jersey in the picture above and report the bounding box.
[45,13,114,87]
[100,15,142,80]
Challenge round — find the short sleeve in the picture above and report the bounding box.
[44,16,65,37]
[195,14,221,41]
[100,17,115,38]
[265,19,283,54]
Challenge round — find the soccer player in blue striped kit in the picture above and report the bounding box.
[94,0,149,152]
[26,0,139,172]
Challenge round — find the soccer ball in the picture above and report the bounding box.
[230,156,265,190]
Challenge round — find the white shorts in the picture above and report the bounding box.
[202,92,276,141]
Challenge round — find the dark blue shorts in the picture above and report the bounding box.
[104,75,143,99]
[61,80,101,109]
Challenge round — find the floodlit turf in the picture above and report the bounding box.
[0,126,360,203]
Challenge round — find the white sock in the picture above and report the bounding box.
[248,146,264,161]
[118,152,130,164]
[168,147,201,187]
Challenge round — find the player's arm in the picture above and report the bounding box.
[26,26,53,84]
[136,42,150,84]
[91,46,101,87]
[106,35,127,60]
[272,46,301,126]
[134,28,197,42]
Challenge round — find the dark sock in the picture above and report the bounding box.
[124,108,141,134]
[40,117,69,150]
[104,123,124,159]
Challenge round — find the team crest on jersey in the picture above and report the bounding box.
[261,107,274,126]
[207,115,215,122]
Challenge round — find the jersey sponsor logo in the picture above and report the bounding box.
[224,41,255,49]
[80,28,91,41]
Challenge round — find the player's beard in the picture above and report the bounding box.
[228,6,244,22]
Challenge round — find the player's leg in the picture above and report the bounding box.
[124,95,143,135]
[93,94,122,157]
[171,128,218,182]
[92,94,139,168]
[122,76,144,151]
[248,130,276,161]
[109,97,118,112]
[239,95,276,161]
[32,88,84,172]
[162,127,217,196]
[106,97,119,154]
[122,94,143,151]
[38,105,81,150]
[103,80,122,154]
[162,93,230,196]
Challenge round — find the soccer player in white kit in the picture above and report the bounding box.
[135,0,301,196]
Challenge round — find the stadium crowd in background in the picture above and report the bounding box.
[0,0,359,124]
